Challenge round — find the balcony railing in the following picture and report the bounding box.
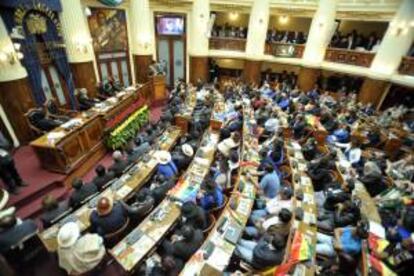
[398,56,414,77]
[324,48,375,68]
[209,37,246,52]
[265,42,304,58]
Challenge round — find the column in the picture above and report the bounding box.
[0,17,34,144]
[244,0,270,84]
[299,0,337,90]
[370,0,414,76]
[302,0,337,66]
[130,0,156,84]
[189,0,210,83]
[60,0,98,97]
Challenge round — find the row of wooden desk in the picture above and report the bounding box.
[180,98,259,275]
[30,84,151,174]
[110,130,220,272]
[38,126,181,252]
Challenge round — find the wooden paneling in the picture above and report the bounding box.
[297,67,321,91]
[358,78,390,109]
[398,56,414,77]
[243,60,262,85]
[133,54,153,84]
[209,37,246,52]
[325,48,375,68]
[70,61,98,98]
[264,42,304,58]
[190,56,208,84]
[0,77,35,143]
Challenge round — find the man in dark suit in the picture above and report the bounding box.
[68,178,98,208]
[92,165,115,191]
[108,151,129,178]
[0,212,38,254]
[0,134,27,195]
[40,195,70,228]
[162,225,204,262]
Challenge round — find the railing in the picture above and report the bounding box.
[209,37,246,52]
[398,56,414,77]
[265,42,305,58]
[324,47,376,68]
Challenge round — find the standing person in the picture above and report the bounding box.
[0,133,27,195]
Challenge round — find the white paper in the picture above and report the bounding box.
[369,221,386,239]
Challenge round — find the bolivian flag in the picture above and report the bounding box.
[368,233,389,254]
[369,255,396,276]
[289,231,314,262]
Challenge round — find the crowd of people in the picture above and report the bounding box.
[211,23,248,39]
[266,28,307,44]
[330,30,382,52]
[2,74,414,275]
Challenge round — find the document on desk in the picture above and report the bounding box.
[116,185,133,199]
[303,193,314,204]
[206,246,231,271]
[369,221,386,239]
[303,212,316,225]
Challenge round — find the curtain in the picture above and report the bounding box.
[41,16,77,109]
[0,10,45,105]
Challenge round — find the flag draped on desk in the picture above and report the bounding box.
[368,233,389,254]
[289,231,314,262]
[369,255,396,276]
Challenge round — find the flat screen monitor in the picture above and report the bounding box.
[156,16,184,35]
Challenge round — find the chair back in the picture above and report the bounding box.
[202,214,216,235]
[209,195,228,218]
[24,108,46,136]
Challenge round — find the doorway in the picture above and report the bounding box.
[155,14,186,87]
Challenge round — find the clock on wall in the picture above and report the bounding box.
[97,0,124,6]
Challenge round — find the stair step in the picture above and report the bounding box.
[7,181,64,209]
[16,186,69,220]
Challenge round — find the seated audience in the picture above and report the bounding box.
[156,151,178,179]
[236,233,286,269]
[40,195,70,228]
[258,164,281,199]
[149,255,184,276]
[162,225,203,262]
[218,132,241,158]
[68,178,98,208]
[0,209,38,253]
[92,165,115,191]
[180,201,208,231]
[197,180,224,211]
[172,144,194,172]
[57,222,105,275]
[109,150,129,178]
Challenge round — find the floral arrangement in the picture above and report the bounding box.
[106,105,149,149]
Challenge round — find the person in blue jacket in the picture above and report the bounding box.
[197,180,224,211]
[156,151,178,179]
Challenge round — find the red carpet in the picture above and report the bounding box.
[1,105,164,220]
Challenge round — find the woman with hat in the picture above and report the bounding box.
[156,151,178,179]
[57,222,105,274]
[172,144,194,172]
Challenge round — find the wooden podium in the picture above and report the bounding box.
[151,75,167,103]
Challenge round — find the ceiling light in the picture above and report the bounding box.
[229,12,239,21]
[279,15,289,25]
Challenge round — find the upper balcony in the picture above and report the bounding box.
[324,19,388,68]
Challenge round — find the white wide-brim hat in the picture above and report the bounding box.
[58,222,80,248]
[0,189,9,211]
[156,150,172,165]
[181,144,194,157]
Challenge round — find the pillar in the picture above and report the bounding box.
[358,78,391,109]
[244,0,269,84]
[370,0,414,76]
[60,0,98,97]
[297,67,321,91]
[302,0,338,66]
[189,0,210,83]
[0,17,34,145]
[130,0,156,84]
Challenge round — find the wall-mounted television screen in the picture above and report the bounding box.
[156,16,184,35]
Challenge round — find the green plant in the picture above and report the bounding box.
[106,105,149,149]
